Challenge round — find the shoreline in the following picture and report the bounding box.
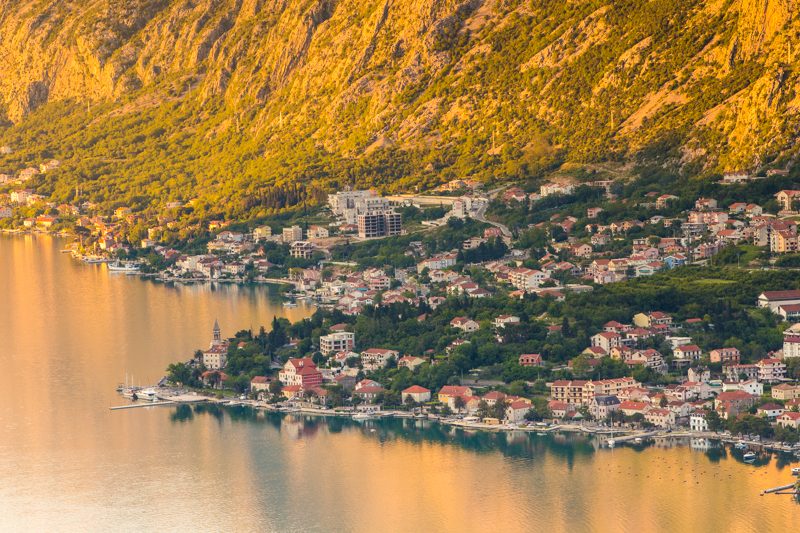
[0,234,301,288]
[117,387,800,456]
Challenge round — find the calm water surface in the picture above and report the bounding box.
[1,234,799,532]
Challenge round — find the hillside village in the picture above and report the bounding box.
[5,160,800,442]
[171,281,800,445]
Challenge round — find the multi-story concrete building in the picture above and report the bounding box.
[357,211,402,238]
[319,331,355,355]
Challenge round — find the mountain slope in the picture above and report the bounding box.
[0,0,798,214]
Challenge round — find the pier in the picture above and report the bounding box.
[109,401,176,410]
[761,483,799,496]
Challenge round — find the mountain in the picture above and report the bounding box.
[0,0,798,215]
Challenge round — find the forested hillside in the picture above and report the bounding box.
[0,0,798,217]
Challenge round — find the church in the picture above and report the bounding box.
[202,320,229,370]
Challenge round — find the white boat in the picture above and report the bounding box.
[353,412,376,421]
[607,439,616,448]
[634,437,643,445]
[734,442,748,450]
[791,467,800,476]
[134,388,159,402]
[282,301,297,308]
[743,452,757,462]
[108,261,141,273]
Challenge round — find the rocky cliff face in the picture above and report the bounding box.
[0,0,798,200]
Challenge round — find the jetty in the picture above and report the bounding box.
[761,482,799,496]
[109,401,176,410]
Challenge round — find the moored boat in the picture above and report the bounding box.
[108,261,141,273]
[743,452,757,462]
[134,388,159,402]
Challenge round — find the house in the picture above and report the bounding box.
[361,348,399,370]
[450,317,480,333]
[589,395,620,420]
[709,347,740,365]
[200,370,229,389]
[543,401,567,419]
[715,390,756,419]
[729,202,747,215]
[656,194,679,209]
[319,331,355,355]
[688,366,711,383]
[417,253,458,273]
[493,315,521,329]
[690,411,709,432]
[664,254,687,269]
[279,358,323,388]
[771,383,800,401]
[591,332,624,353]
[402,385,431,404]
[506,400,532,423]
[776,411,800,429]
[723,364,760,382]
[673,345,701,361]
[695,198,718,211]
[757,290,800,313]
[619,400,649,417]
[290,241,316,259]
[756,358,786,383]
[632,311,672,329]
[784,324,800,358]
[645,408,675,428]
[438,386,474,409]
[503,187,528,203]
[756,403,784,418]
[775,190,800,212]
[35,215,57,229]
[570,243,593,257]
[250,376,271,392]
[307,225,330,239]
[281,385,303,399]
[519,354,543,367]
[354,385,385,402]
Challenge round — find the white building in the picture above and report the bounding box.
[417,253,458,273]
[756,358,786,383]
[757,290,800,313]
[319,331,355,355]
[361,348,399,370]
[540,183,575,197]
[508,268,548,291]
[328,190,393,224]
[690,412,709,432]
[783,323,800,358]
